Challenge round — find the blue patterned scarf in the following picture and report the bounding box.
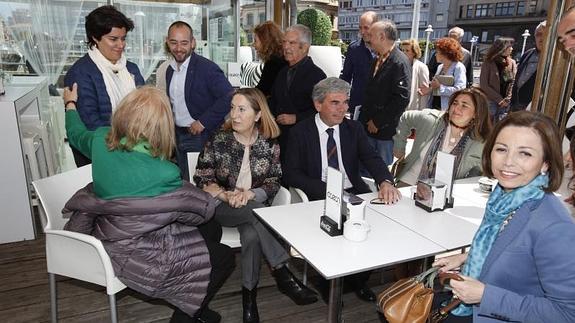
[452,174,548,316]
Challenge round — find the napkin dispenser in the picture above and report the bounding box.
[414,178,453,212]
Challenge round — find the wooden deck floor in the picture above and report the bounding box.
[0,231,395,323]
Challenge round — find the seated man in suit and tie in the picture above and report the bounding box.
[283,77,401,302]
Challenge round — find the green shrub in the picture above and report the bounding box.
[331,39,348,56]
[297,9,332,46]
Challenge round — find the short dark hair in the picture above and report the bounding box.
[481,111,563,192]
[85,5,134,49]
[167,21,194,37]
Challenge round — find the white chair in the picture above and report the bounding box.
[187,152,293,249]
[33,165,126,323]
[289,187,310,203]
[187,152,200,182]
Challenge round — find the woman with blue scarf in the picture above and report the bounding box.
[433,111,575,322]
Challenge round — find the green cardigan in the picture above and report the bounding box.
[66,110,182,199]
[393,109,484,182]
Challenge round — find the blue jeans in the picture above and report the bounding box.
[175,126,210,180]
[367,137,394,166]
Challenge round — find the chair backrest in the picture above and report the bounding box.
[187,152,200,183]
[33,165,93,231]
[272,186,291,206]
[289,187,309,203]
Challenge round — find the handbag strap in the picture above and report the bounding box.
[429,272,464,322]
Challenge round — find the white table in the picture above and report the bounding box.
[254,200,447,322]
[364,190,480,250]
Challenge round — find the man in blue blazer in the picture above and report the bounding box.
[283,77,401,303]
[165,21,233,180]
[339,11,378,115]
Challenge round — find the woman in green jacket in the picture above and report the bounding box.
[393,87,492,186]
[63,84,234,323]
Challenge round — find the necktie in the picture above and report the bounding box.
[326,128,339,170]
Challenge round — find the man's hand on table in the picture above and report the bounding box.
[376,181,401,204]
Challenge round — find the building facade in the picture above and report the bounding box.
[338,0,449,44]
[448,0,550,59]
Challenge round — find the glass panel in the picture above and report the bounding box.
[0,0,240,84]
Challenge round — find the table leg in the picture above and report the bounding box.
[327,277,343,323]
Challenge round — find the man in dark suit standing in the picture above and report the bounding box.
[511,21,547,112]
[361,20,411,165]
[269,24,326,159]
[165,21,233,180]
[283,77,401,302]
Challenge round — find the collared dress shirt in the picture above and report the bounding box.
[169,56,195,127]
[314,114,352,189]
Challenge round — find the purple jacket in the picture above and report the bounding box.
[64,182,215,316]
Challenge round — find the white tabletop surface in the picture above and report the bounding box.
[254,200,445,279]
[363,190,480,251]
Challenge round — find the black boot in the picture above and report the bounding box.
[169,308,196,323]
[242,286,260,323]
[272,266,318,305]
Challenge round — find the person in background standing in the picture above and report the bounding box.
[428,26,473,87]
[269,24,326,161]
[420,37,467,111]
[65,5,145,167]
[360,20,411,165]
[479,37,517,120]
[511,21,547,112]
[164,21,233,180]
[253,21,288,97]
[339,11,378,116]
[400,38,430,110]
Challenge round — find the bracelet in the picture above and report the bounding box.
[64,100,77,107]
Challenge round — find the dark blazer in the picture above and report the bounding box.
[474,194,575,322]
[510,48,537,112]
[283,116,393,201]
[269,56,326,124]
[339,39,374,110]
[64,54,145,130]
[360,46,411,141]
[166,53,233,132]
[256,54,288,97]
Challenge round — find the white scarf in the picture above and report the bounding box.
[88,47,136,111]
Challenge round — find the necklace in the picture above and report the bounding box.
[448,126,463,144]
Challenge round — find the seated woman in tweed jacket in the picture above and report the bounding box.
[194,88,318,323]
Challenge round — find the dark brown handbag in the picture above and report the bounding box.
[377,268,463,323]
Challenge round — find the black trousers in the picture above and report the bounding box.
[197,219,236,310]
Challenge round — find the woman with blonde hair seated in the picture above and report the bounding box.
[62,85,235,323]
[194,88,317,323]
[393,87,492,186]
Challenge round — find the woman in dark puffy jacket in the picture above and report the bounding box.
[62,84,234,323]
